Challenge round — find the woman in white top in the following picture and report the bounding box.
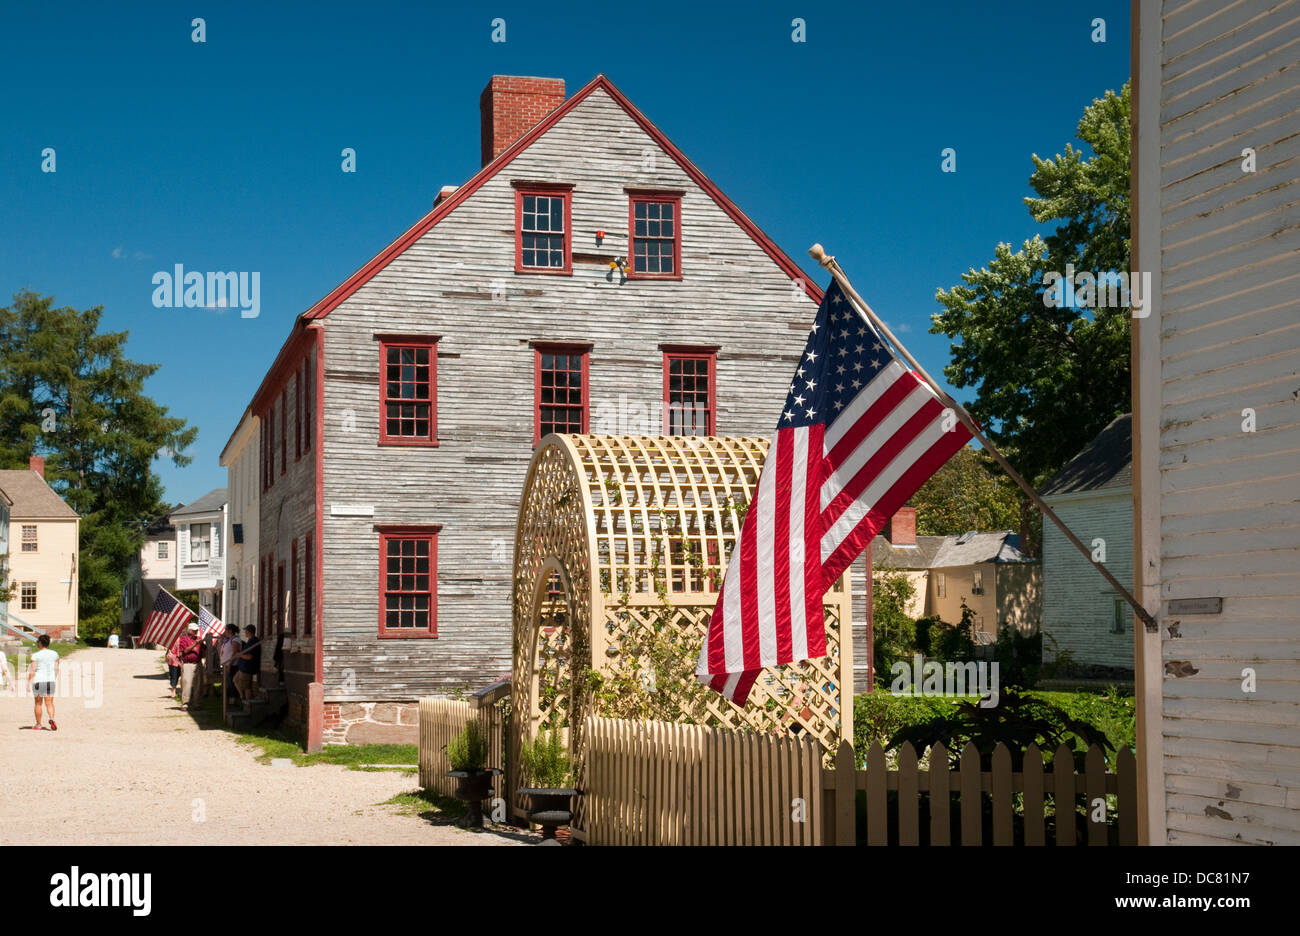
[28,633,60,731]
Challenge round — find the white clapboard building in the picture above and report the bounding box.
[1133,0,1300,845]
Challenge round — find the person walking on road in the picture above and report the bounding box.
[171,622,205,712]
[28,634,60,731]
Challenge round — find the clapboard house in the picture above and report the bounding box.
[237,74,831,744]
[1132,1,1300,844]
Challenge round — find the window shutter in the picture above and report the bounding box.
[178,527,190,564]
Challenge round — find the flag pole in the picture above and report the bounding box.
[808,244,1157,633]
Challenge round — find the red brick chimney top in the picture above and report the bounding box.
[480,76,566,167]
[29,455,45,478]
[885,506,917,546]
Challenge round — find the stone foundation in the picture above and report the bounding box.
[321,701,420,745]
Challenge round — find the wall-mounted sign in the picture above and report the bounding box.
[1166,597,1222,614]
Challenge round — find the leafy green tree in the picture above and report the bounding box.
[931,84,1131,494]
[872,566,917,685]
[0,291,196,637]
[909,445,1026,539]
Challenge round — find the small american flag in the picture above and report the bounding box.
[697,280,972,703]
[139,587,194,650]
[198,606,226,641]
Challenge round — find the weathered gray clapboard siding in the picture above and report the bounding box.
[1146,0,1300,844]
[317,86,842,701]
[258,347,317,692]
[1042,490,1135,671]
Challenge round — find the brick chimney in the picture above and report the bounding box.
[480,76,565,166]
[29,455,45,478]
[885,506,916,546]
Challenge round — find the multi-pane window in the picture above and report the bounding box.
[936,573,946,598]
[295,370,302,460]
[629,193,682,278]
[189,523,211,564]
[379,529,438,637]
[664,350,716,436]
[276,563,286,636]
[20,582,36,611]
[157,541,168,560]
[515,186,571,273]
[21,525,37,552]
[301,356,312,451]
[534,346,589,442]
[971,569,984,595]
[379,340,436,444]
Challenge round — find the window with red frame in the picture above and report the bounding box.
[534,346,589,442]
[304,532,314,636]
[258,555,268,633]
[290,540,298,635]
[294,370,302,460]
[379,340,436,444]
[379,529,437,637]
[629,193,681,278]
[664,349,716,435]
[515,186,571,273]
[280,389,287,475]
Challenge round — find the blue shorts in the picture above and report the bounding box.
[33,681,55,697]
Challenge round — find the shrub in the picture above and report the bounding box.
[994,623,1042,689]
[445,719,489,772]
[519,726,573,788]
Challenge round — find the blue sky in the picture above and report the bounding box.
[0,0,1130,505]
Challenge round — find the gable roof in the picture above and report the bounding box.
[301,74,822,322]
[170,488,228,518]
[229,74,824,455]
[1042,413,1132,496]
[872,530,1033,569]
[0,470,78,520]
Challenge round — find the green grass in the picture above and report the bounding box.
[380,788,467,819]
[235,728,418,772]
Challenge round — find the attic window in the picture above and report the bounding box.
[628,192,682,279]
[514,183,573,274]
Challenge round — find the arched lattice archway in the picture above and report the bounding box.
[511,435,853,822]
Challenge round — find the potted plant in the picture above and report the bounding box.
[445,719,499,828]
[517,726,579,844]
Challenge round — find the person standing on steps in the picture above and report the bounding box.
[27,634,60,731]
[233,625,262,705]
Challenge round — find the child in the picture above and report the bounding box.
[28,634,59,730]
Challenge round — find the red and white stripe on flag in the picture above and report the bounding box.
[140,587,194,650]
[198,606,225,640]
[696,280,971,704]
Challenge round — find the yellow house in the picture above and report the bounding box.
[0,458,80,640]
[869,507,1041,646]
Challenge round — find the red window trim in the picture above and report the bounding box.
[627,190,683,281]
[532,342,591,445]
[290,539,299,636]
[378,338,438,446]
[514,183,573,276]
[662,347,717,436]
[376,524,441,639]
[304,532,314,637]
[301,356,312,452]
[294,370,303,461]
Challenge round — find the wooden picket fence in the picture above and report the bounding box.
[581,716,826,845]
[416,685,508,799]
[416,705,1136,845]
[824,739,1138,846]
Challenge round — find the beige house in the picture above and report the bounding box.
[0,457,80,640]
[869,507,1041,646]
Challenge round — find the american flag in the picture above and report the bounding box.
[696,280,972,703]
[198,606,226,641]
[139,587,194,650]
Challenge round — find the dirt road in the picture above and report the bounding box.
[0,647,527,846]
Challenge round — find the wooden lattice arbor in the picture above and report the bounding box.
[511,434,853,800]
